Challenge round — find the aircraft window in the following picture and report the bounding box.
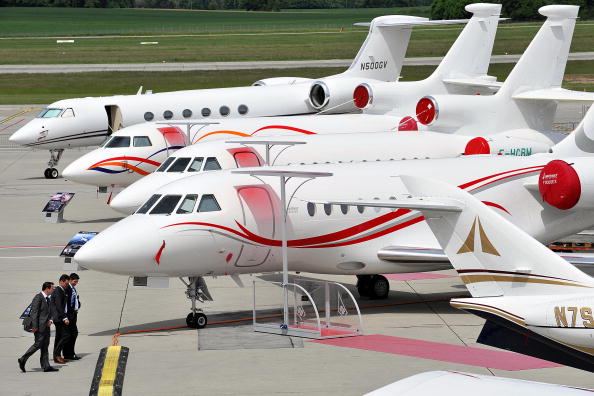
[238,104,248,115]
[357,203,365,214]
[100,136,112,147]
[203,157,222,171]
[167,157,191,172]
[136,194,162,214]
[38,108,63,118]
[163,110,173,120]
[133,136,152,147]
[307,202,316,217]
[155,157,175,172]
[176,194,198,214]
[219,106,230,116]
[324,204,332,216]
[144,112,154,121]
[62,108,75,118]
[373,197,381,213]
[187,157,204,172]
[340,204,349,215]
[182,109,192,118]
[105,136,130,148]
[201,108,211,117]
[150,195,182,215]
[197,194,221,212]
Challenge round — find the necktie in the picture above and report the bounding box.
[46,296,50,304]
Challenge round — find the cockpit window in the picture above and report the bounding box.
[187,157,204,172]
[99,136,111,147]
[203,157,221,171]
[136,194,162,214]
[176,194,198,214]
[150,195,182,215]
[197,194,221,212]
[155,157,175,172]
[61,108,75,118]
[133,136,152,147]
[37,108,63,118]
[105,136,130,148]
[167,157,191,172]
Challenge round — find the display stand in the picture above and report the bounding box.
[60,231,97,271]
[44,210,64,224]
[42,192,75,224]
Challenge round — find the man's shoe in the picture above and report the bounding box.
[17,358,25,373]
[44,367,59,372]
[64,355,81,360]
[54,356,67,364]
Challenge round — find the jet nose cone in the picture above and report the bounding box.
[62,152,109,186]
[74,215,161,275]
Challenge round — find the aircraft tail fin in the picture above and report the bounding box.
[398,175,594,297]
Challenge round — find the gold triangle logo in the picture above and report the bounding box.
[457,217,500,256]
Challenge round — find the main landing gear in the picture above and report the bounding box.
[180,276,213,329]
[356,275,390,299]
[44,149,64,179]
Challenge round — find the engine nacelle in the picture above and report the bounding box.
[309,77,375,114]
[538,159,594,210]
[252,77,313,87]
[414,95,488,129]
[464,129,553,156]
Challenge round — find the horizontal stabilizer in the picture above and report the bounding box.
[443,77,502,90]
[323,198,464,212]
[354,18,469,28]
[513,87,594,102]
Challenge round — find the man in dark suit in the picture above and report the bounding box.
[18,282,59,372]
[64,272,81,360]
[52,274,70,364]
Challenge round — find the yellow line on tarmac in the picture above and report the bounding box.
[98,346,122,396]
[0,107,40,124]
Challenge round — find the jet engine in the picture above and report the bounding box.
[309,78,375,114]
[538,159,594,210]
[252,77,313,87]
[463,129,553,156]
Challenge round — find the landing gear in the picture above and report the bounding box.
[44,149,63,179]
[180,276,213,329]
[356,275,389,299]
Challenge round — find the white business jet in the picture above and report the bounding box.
[74,105,594,328]
[391,174,594,372]
[106,129,552,214]
[9,13,472,179]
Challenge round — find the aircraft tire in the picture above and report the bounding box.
[369,275,389,299]
[44,168,51,179]
[49,168,59,179]
[356,275,372,298]
[186,312,208,329]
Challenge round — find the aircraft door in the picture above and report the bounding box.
[105,105,123,135]
[158,126,187,157]
[234,186,278,267]
[229,148,263,168]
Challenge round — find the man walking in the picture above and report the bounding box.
[18,282,59,372]
[52,274,70,364]
[64,273,81,360]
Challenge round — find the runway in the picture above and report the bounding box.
[0,105,593,394]
[2,52,594,74]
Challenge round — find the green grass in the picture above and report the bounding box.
[2,60,594,104]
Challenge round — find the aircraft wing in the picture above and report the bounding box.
[325,197,464,213]
[513,87,594,102]
[442,77,502,90]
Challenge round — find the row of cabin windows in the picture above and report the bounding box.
[102,136,152,148]
[156,156,221,173]
[306,198,395,217]
[143,104,248,122]
[137,193,221,215]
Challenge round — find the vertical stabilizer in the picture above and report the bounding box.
[399,175,594,297]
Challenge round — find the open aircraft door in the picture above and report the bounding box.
[235,185,279,267]
[105,105,123,135]
[157,126,187,157]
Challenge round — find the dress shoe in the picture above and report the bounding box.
[54,356,67,364]
[64,355,81,360]
[44,366,59,372]
[17,358,25,373]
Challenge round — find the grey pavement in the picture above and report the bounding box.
[2,52,594,74]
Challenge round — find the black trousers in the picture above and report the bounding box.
[20,329,50,369]
[53,321,70,358]
[63,312,78,357]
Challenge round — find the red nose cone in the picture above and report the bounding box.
[416,97,437,125]
[353,85,370,109]
[464,137,490,155]
[539,160,581,210]
[398,116,418,131]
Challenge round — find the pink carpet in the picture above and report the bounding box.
[383,273,455,281]
[311,334,560,370]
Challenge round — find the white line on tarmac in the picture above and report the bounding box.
[0,255,57,259]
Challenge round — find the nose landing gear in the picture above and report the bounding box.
[180,276,213,329]
[44,149,64,179]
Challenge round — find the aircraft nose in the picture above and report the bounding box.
[74,215,162,276]
[63,152,109,186]
[9,124,38,146]
[110,173,178,215]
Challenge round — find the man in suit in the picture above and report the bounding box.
[52,274,70,364]
[64,272,81,360]
[18,282,59,372]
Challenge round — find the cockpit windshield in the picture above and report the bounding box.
[105,136,130,148]
[136,194,161,214]
[37,108,63,118]
[155,157,175,172]
[149,195,182,215]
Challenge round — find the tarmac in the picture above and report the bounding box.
[0,105,593,395]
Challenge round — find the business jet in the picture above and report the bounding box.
[357,5,594,136]
[74,105,594,328]
[8,12,479,179]
[393,174,594,372]
[105,129,553,214]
